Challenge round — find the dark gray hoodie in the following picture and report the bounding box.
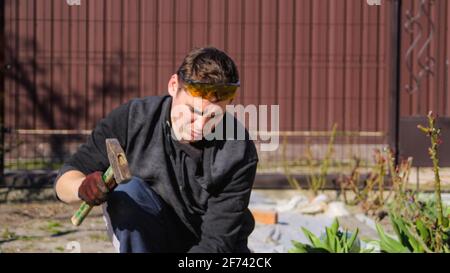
[55,95,258,253]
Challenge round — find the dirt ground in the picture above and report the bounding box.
[0,190,387,253]
[0,202,115,253]
[7,188,446,253]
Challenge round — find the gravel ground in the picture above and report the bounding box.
[10,188,444,253]
[0,189,390,253]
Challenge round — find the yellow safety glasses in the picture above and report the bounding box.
[179,72,240,101]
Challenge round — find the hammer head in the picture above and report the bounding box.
[105,138,132,184]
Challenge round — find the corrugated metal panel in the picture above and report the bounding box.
[2,0,449,169]
[4,0,395,132]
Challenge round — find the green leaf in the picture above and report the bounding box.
[415,219,430,243]
[325,227,336,252]
[303,245,330,253]
[393,217,423,252]
[301,227,330,252]
[296,218,365,253]
[390,214,424,252]
[361,240,379,253]
[330,218,339,234]
[376,223,410,253]
[443,216,449,229]
[361,247,375,253]
[289,240,308,253]
[336,238,343,253]
[347,229,360,253]
[289,239,329,253]
[443,245,450,253]
[445,206,450,217]
[390,214,411,249]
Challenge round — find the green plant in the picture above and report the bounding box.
[376,212,434,253]
[1,228,18,240]
[386,149,413,203]
[281,136,302,191]
[89,233,110,242]
[339,148,406,216]
[54,246,65,252]
[376,112,450,253]
[40,220,64,236]
[1,228,37,242]
[305,123,337,196]
[357,149,387,212]
[289,218,370,253]
[376,207,450,253]
[281,124,337,195]
[417,112,447,229]
[375,219,411,253]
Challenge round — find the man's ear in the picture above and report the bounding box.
[168,74,179,97]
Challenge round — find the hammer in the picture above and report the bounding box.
[71,138,132,226]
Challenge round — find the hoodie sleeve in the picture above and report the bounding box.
[54,101,130,186]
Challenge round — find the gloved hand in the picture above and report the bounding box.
[78,171,116,206]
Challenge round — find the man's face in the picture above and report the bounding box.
[168,74,232,143]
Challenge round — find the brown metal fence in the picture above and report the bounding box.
[1,0,449,180]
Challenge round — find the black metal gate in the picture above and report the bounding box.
[1,0,5,180]
[396,0,450,166]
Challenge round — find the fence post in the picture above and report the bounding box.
[0,0,5,182]
[389,0,402,165]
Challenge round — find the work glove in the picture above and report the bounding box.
[78,171,117,206]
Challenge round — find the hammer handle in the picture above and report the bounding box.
[71,166,115,226]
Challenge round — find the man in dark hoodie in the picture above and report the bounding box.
[54,47,258,253]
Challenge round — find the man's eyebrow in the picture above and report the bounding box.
[187,105,220,117]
